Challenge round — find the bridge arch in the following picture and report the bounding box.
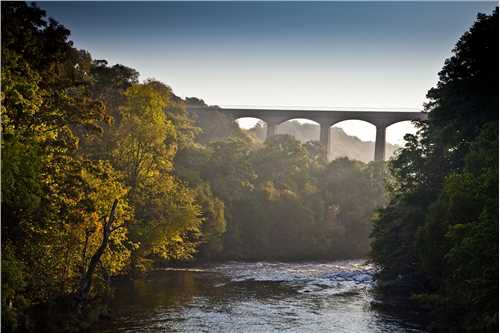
[234,117,268,141]
[235,116,268,129]
[277,118,321,141]
[331,120,376,162]
[386,120,418,147]
[330,117,377,128]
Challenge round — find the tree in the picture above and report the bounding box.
[371,8,498,331]
[104,81,202,270]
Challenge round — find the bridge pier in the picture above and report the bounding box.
[266,121,278,139]
[374,125,386,161]
[319,123,332,161]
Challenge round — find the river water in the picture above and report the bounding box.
[92,260,425,332]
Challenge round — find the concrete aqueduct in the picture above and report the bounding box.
[187,106,427,161]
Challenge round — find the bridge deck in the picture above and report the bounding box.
[186,106,427,127]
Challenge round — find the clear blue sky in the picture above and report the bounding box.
[39,1,497,144]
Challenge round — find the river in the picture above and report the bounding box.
[91,260,426,332]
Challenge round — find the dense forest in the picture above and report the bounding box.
[1,2,498,333]
[371,8,498,333]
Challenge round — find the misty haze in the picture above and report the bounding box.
[246,120,402,163]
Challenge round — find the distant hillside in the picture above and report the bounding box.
[246,121,400,163]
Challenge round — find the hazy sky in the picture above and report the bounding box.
[39,1,496,144]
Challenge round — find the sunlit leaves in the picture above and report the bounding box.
[113,82,177,189]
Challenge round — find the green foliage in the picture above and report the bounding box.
[203,137,257,202]
[192,183,226,259]
[185,98,242,144]
[1,3,204,330]
[173,127,386,260]
[1,5,129,325]
[371,8,498,332]
[322,159,386,257]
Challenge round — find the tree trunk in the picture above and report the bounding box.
[77,199,118,301]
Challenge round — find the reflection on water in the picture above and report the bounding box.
[91,260,425,332]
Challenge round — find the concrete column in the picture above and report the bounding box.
[266,122,278,139]
[320,123,332,161]
[374,125,386,161]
